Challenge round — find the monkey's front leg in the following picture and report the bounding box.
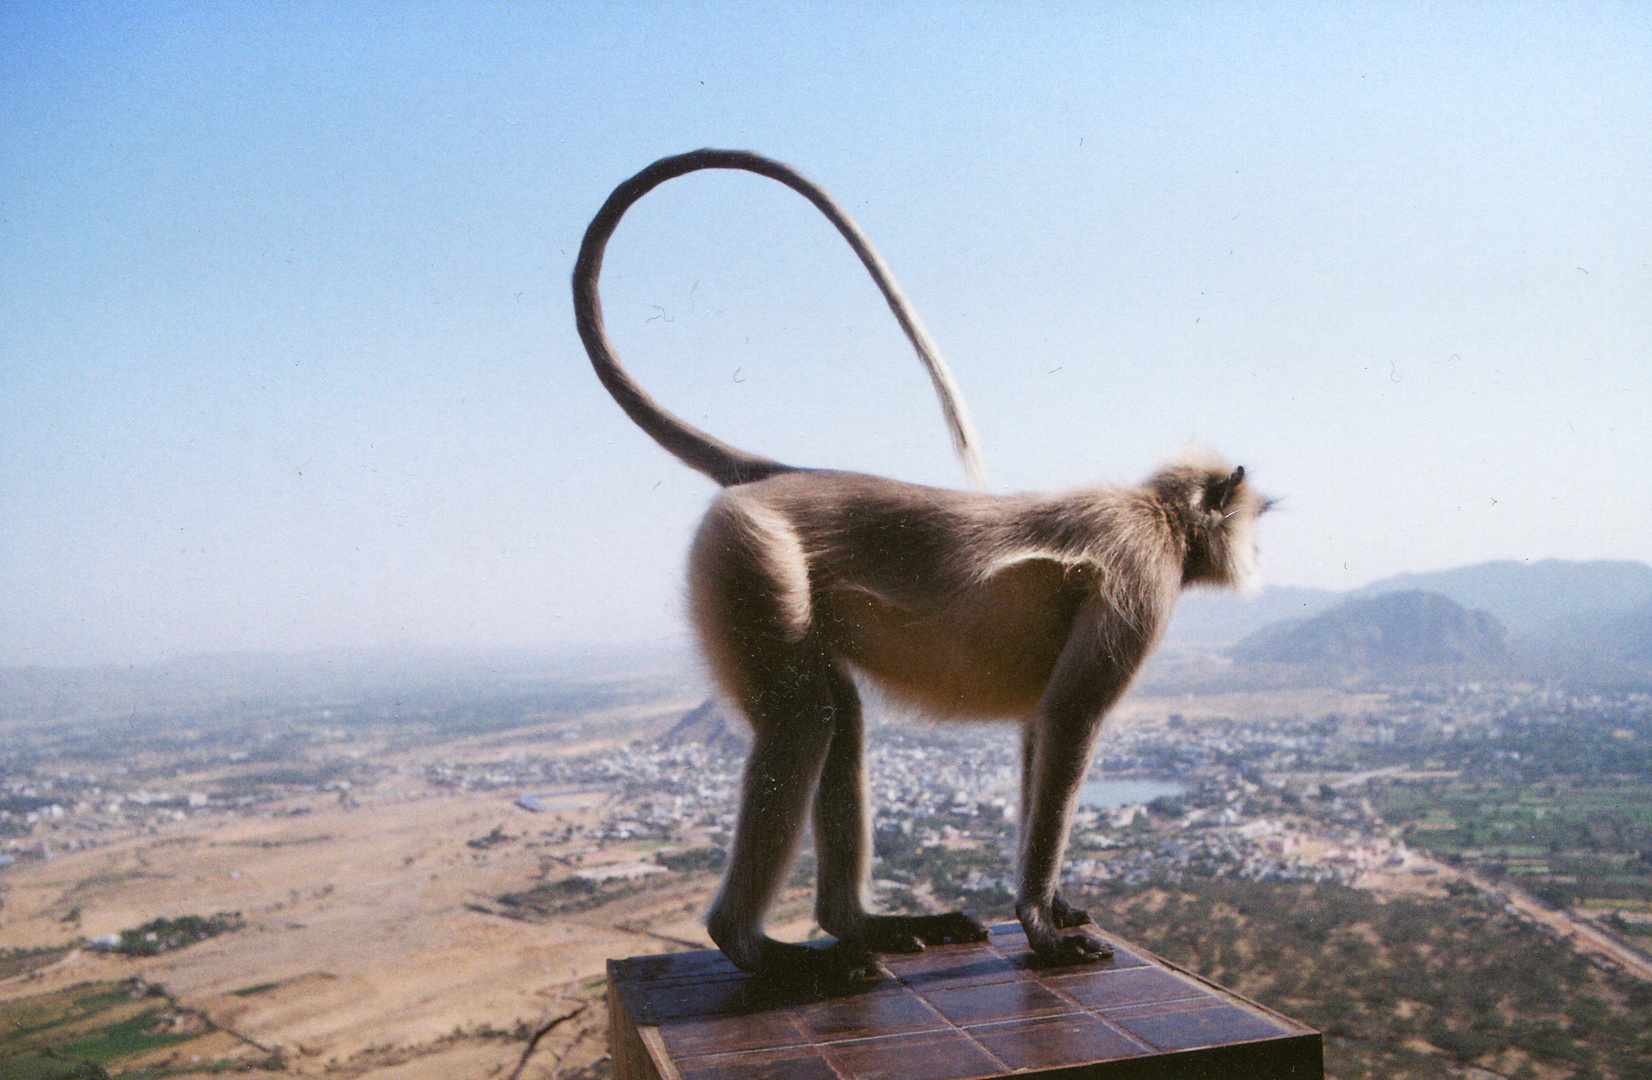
[1016,621,1134,964]
[1015,710,1113,965]
[1016,721,1113,962]
[1018,724,1094,933]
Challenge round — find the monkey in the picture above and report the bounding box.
[573,149,1267,984]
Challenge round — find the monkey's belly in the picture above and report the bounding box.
[823,563,1084,719]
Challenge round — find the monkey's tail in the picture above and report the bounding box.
[573,148,986,489]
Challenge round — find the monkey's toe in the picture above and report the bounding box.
[1051,894,1093,929]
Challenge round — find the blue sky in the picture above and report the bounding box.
[2,3,1649,666]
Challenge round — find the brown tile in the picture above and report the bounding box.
[1087,942,1150,970]
[677,1045,840,1080]
[1103,995,1223,1019]
[658,1009,810,1057]
[827,1030,1002,1080]
[885,945,1024,989]
[919,979,1077,1025]
[966,1012,1153,1070]
[1110,1000,1290,1051]
[795,986,946,1041]
[1046,965,1208,1011]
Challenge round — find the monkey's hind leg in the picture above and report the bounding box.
[813,666,988,954]
[703,648,884,986]
[694,499,882,984]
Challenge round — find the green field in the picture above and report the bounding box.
[1375,779,1652,910]
[0,981,242,1080]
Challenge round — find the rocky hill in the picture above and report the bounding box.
[657,696,749,755]
[1231,591,1508,670]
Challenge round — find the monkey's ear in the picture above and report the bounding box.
[1204,466,1245,512]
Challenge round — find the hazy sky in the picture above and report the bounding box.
[3,3,1649,668]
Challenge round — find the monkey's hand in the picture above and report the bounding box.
[1051,893,1093,929]
[1017,899,1114,966]
[859,912,990,953]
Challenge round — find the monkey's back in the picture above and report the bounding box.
[710,471,1172,720]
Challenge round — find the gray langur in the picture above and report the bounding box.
[573,149,1267,983]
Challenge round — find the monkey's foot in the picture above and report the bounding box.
[1031,929,1113,967]
[754,938,887,988]
[858,912,990,954]
[1016,900,1114,967]
[1051,893,1093,929]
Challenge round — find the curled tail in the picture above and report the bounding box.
[573,148,986,489]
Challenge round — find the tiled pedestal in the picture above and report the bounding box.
[608,923,1322,1079]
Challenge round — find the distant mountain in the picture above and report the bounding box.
[657,697,748,755]
[1508,600,1652,684]
[1627,605,1652,663]
[1232,591,1508,669]
[1351,560,1652,637]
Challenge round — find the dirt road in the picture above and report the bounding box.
[1451,864,1652,981]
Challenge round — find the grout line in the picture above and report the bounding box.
[926,939,1038,1072]
[999,939,1164,1059]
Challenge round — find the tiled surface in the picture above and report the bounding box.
[610,923,1322,1079]
[1046,965,1204,1010]
[795,987,948,1040]
[923,979,1076,1025]
[1110,999,1295,1052]
[967,1013,1151,1070]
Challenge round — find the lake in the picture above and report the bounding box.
[1078,777,1188,809]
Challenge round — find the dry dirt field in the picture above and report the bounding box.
[0,704,755,1079]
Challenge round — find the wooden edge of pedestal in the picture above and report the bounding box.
[608,960,675,1080]
[1134,1033,1323,1080]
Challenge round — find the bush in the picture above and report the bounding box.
[655,847,727,874]
[113,913,242,957]
[1428,1026,1498,1060]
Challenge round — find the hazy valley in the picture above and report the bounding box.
[3,561,1651,1080]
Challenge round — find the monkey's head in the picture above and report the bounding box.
[1148,450,1269,592]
